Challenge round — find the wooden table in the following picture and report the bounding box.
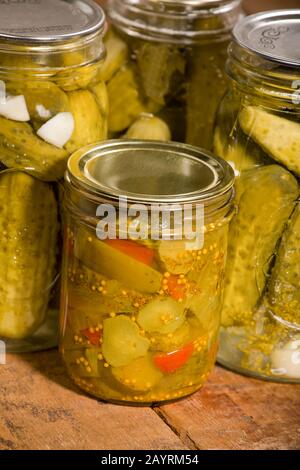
[0,350,299,450]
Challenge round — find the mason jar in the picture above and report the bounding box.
[214,11,300,382]
[0,0,107,352]
[102,0,242,150]
[60,140,235,404]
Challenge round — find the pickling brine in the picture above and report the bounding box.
[0,0,107,352]
[104,0,242,150]
[214,11,300,382]
[60,140,235,404]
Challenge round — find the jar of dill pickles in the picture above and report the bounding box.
[0,0,107,352]
[214,11,300,382]
[60,140,235,404]
[102,0,242,150]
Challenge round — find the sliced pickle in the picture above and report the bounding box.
[65,89,107,153]
[240,106,300,177]
[107,65,147,132]
[150,321,191,353]
[158,240,196,275]
[222,165,299,327]
[6,81,70,123]
[0,116,68,181]
[74,228,162,294]
[135,41,185,106]
[55,63,101,92]
[137,298,185,335]
[111,355,163,392]
[99,29,129,82]
[89,81,109,118]
[102,315,150,367]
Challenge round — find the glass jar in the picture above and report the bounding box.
[60,140,235,404]
[103,0,242,150]
[214,11,300,382]
[0,0,106,352]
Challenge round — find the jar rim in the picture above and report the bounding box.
[107,0,242,44]
[66,140,235,207]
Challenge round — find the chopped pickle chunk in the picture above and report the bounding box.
[102,315,150,367]
[137,298,185,335]
[112,355,163,392]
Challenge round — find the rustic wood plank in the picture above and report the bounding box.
[0,351,186,450]
[156,367,300,450]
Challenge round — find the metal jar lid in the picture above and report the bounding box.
[0,0,105,43]
[233,10,300,67]
[66,140,235,209]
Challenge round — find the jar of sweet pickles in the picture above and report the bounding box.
[102,0,242,150]
[214,11,300,382]
[0,0,107,352]
[60,140,235,404]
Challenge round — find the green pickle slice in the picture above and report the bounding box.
[102,315,150,368]
[222,165,299,327]
[267,204,300,325]
[65,89,107,153]
[240,106,300,177]
[137,298,185,335]
[0,116,68,181]
[111,355,163,392]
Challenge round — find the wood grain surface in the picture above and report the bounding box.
[0,351,299,450]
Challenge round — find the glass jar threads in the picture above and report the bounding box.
[0,0,107,352]
[60,140,235,404]
[214,11,300,382]
[104,0,242,150]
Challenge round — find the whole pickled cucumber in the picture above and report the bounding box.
[186,44,228,149]
[240,107,300,177]
[99,29,129,83]
[125,115,171,141]
[107,65,147,132]
[65,89,107,153]
[0,171,58,339]
[135,41,185,106]
[267,204,300,325]
[222,165,299,327]
[0,116,68,181]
